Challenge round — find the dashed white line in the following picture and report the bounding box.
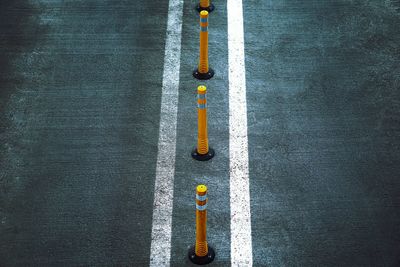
[149,0,183,266]
[227,0,253,266]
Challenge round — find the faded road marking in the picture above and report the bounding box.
[149,0,183,266]
[227,0,253,266]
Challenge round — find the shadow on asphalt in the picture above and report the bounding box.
[0,0,48,232]
[0,0,47,129]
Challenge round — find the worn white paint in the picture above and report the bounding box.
[227,0,253,266]
[149,0,183,266]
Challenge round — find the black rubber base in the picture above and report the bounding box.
[192,148,215,161]
[193,68,214,80]
[188,245,215,265]
[196,3,215,13]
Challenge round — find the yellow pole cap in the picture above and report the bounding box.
[197,85,207,94]
[200,10,208,18]
[196,184,207,194]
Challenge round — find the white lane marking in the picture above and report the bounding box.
[149,0,183,266]
[227,0,253,266]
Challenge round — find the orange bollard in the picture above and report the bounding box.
[196,0,215,13]
[193,11,214,80]
[188,184,215,265]
[192,85,214,161]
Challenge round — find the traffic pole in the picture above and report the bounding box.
[192,85,214,161]
[188,184,215,265]
[193,11,214,80]
[196,0,215,13]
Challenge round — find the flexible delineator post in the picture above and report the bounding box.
[192,85,214,161]
[193,11,214,80]
[196,0,215,13]
[188,185,215,265]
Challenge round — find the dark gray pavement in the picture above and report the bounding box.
[1,0,168,265]
[244,1,400,266]
[170,1,230,266]
[1,0,400,266]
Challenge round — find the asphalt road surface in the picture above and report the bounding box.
[1,0,400,266]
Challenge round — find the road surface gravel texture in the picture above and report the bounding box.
[1,0,400,266]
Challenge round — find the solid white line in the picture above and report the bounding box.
[149,0,183,266]
[227,0,253,266]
